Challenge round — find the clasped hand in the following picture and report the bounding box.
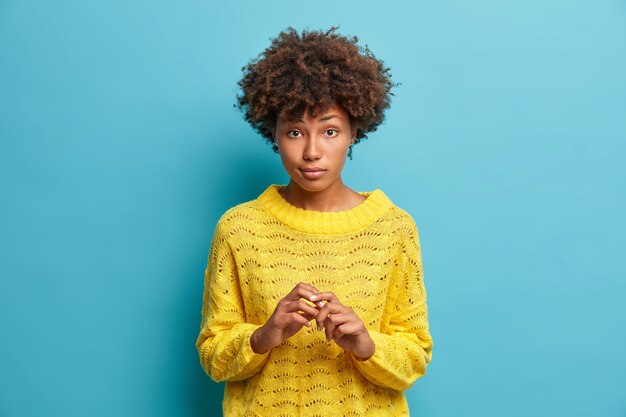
[250,282,375,360]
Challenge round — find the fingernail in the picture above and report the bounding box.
[309,295,317,301]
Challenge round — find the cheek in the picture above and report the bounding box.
[329,142,351,160]
[277,146,299,169]
[278,151,290,167]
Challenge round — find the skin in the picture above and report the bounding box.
[250,104,375,360]
[274,103,366,212]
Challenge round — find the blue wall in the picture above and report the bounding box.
[1,1,625,416]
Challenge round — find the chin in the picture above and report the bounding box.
[295,182,325,193]
[290,178,330,193]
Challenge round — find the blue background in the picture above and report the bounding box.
[1,0,625,416]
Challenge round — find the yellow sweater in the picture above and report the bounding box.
[196,184,433,416]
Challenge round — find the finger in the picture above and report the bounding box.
[315,301,346,318]
[295,282,320,294]
[309,291,340,305]
[326,313,353,327]
[284,282,321,303]
[294,282,326,308]
[298,310,318,321]
[289,312,312,328]
[324,317,336,342]
[284,300,319,317]
[332,321,363,339]
[301,283,326,308]
[314,304,330,330]
[325,313,352,341]
[314,302,344,330]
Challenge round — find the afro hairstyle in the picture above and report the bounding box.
[234,26,399,159]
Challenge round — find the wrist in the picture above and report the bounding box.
[352,333,375,360]
[250,325,270,354]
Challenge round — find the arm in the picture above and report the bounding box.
[195,221,270,382]
[349,221,434,391]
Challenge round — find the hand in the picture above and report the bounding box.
[310,291,375,360]
[251,282,323,354]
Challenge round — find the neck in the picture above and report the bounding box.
[280,179,357,212]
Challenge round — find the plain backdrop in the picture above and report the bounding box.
[1,1,625,416]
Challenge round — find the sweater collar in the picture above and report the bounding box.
[256,184,393,235]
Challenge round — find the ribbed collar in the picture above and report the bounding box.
[255,184,393,235]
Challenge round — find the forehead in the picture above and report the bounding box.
[278,104,349,123]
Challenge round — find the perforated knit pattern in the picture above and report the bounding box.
[196,185,433,417]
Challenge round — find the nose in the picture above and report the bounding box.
[303,137,322,161]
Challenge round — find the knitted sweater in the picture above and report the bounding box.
[196,184,433,416]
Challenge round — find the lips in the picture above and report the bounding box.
[299,167,327,179]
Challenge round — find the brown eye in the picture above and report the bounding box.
[287,130,302,138]
[325,129,337,137]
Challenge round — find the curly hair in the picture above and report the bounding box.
[234,26,399,159]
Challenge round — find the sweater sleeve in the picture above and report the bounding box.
[350,220,434,391]
[195,220,270,382]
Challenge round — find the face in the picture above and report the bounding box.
[274,104,356,193]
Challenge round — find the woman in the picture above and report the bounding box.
[196,26,434,416]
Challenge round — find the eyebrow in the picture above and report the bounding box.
[285,114,341,123]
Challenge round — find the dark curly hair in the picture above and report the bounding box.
[234,26,399,159]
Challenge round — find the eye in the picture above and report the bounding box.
[325,129,338,137]
[287,130,302,138]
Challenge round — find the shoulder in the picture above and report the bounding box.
[375,191,421,240]
[214,200,255,232]
[373,189,417,227]
[387,205,418,227]
[210,194,276,239]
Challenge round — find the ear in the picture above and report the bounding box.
[272,133,280,151]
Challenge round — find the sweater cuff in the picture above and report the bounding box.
[348,331,402,389]
[349,330,384,366]
[239,323,271,368]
